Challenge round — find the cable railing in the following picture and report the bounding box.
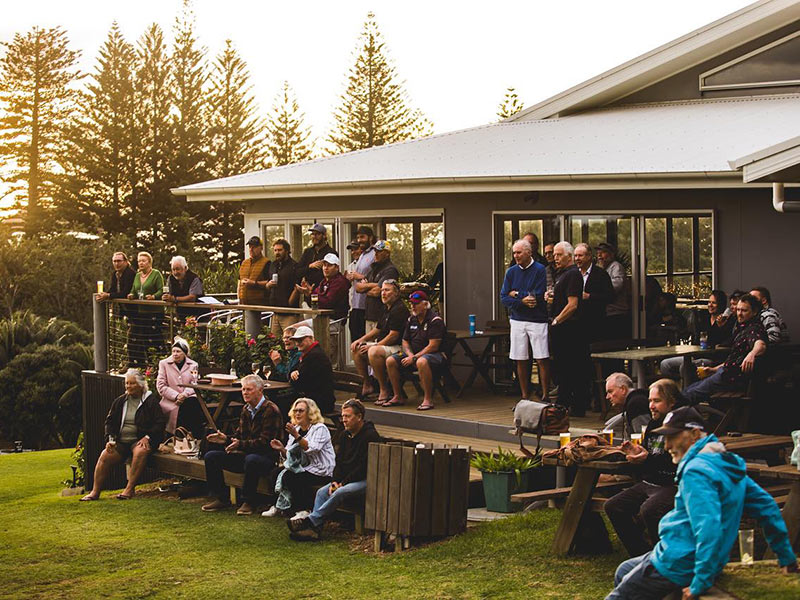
[93,296,334,375]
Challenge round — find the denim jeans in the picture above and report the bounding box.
[659,356,714,383]
[308,480,367,527]
[683,367,732,404]
[605,551,680,600]
[204,450,275,504]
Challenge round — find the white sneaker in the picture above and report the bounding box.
[291,510,310,521]
[261,505,281,517]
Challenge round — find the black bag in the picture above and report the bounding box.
[513,399,570,457]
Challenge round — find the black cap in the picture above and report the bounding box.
[653,406,707,435]
[346,239,359,250]
[356,225,374,237]
[596,242,616,254]
[246,236,262,247]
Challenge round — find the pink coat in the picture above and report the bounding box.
[156,356,199,433]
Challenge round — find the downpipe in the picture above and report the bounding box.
[772,183,800,213]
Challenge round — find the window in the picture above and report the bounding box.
[381,217,443,280]
[645,215,712,298]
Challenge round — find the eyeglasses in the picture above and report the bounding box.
[293,407,306,413]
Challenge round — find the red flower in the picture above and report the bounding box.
[144,368,153,377]
[247,338,256,347]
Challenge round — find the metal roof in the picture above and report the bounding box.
[731,134,800,182]
[175,94,800,200]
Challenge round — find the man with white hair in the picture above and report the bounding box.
[289,326,336,415]
[603,372,650,442]
[549,241,590,416]
[501,238,551,401]
[163,255,204,321]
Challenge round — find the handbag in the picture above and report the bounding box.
[513,399,570,457]
[173,426,200,457]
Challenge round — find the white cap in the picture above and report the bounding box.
[322,253,340,266]
[290,325,315,340]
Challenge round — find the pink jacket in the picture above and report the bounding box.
[156,356,199,433]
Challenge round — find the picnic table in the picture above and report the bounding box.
[183,379,290,432]
[542,434,793,556]
[591,344,718,388]
[745,462,800,552]
[448,328,510,397]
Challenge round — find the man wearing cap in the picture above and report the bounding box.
[344,239,362,309]
[345,226,376,341]
[239,236,270,305]
[351,279,410,402]
[266,238,299,337]
[296,223,337,289]
[605,406,797,599]
[289,326,335,415]
[385,290,446,410]
[295,253,350,321]
[597,242,630,339]
[357,240,399,333]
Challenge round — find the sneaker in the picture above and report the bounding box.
[291,510,310,521]
[261,505,281,518]
[201,498,230,512]
[236,502,255,515]
[287,516,311,533]
[290,523,322,541]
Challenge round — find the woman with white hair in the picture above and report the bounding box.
[262,397,335,518]
[81,369,166,501]
[156,337,204,437]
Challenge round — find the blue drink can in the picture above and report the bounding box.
[468,314,476,336]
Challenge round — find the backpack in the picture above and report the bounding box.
[513,399,570,457]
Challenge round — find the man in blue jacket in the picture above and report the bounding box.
[606,406,797,599]
[500,238,551,401]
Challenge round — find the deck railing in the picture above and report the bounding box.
[92,296,333,374]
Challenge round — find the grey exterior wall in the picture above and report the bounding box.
[245,186,800,338]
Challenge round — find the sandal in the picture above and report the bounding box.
[115,493,133,500]
[79,494,99,502]
[382,399,405,407]
[416,404,435,411]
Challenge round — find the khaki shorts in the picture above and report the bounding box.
[366,343,402,357]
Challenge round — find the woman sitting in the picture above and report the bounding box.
[263,397,335,518]
[156,337,205,438]
[81,369,166,501]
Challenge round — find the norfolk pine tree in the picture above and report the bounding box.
[497,87,524,120]
[266,80,312,167]
[328,13,432,154]
[206,40,265,263]
[0,26,81,235]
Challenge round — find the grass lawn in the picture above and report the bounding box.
[1,450,798,600]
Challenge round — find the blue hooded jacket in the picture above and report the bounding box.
[651,434,796,596]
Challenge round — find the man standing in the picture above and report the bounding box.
[602,373,650,443]
[683,293,767,404]
[296,223,337,288]
[605,406,797,599]
[288,399,381,541]
[500,238,551,402]
[296,253,351,321]
[289,326,336,415]
[596,242,630,339]
[385,291,446,410]
[201,375,283,515]
[351,280,410,402]
[543,241,557,292]
[238,236,270,306]
[266,238,299,337]
[358,240,399,333]
[96,251,136,323]
[549,241,590,416]
[344,239,362,309]
[574,243,613,343]
[508,232,546,268]
[163,255,204,321]
[345,226,376,341]
[750,286,790,344]
[604,378,683,557]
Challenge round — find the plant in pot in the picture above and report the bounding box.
[470,446,541,513]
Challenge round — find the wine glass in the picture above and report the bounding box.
[251,362,261,377]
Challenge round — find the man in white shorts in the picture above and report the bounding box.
[500,239,551,401]
[350,279,410,403]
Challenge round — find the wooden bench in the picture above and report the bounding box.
[510,479,630,506]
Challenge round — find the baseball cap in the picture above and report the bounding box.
[595,242,616,254]
[408,290,428,304]
[290,325,315,340]
[246,236,262,247]
[308,223,327,235]
[373,240,391,252]
[653,406,707,435]
[346,239,360,250]
[322,253,340,266]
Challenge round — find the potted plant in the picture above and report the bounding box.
[470,446,541,513]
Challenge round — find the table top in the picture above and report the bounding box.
[184,380,291,393]
[450,328,510,340]
[746,462,800,481]
[591,344,716,361]
[720,434,793,454]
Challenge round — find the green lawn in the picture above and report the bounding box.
[0,450,797,600]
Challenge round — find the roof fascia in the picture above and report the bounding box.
[731,143,800,182]
[508,0,800,121]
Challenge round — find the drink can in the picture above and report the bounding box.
[559,432,571,448]
[272,273,279,283]
[468,314,476,336]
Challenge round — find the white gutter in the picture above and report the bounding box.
[772,182,800,212]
